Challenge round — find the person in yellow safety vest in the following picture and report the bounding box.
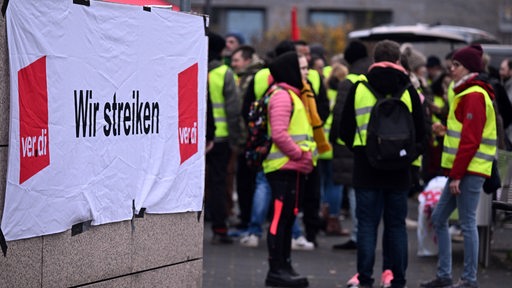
[310,54,326,77]
[294,39,330,122]
[339,40,427,288]
[293,39,330,246]
[242,41,330,248]
[423,72,451,183]
[205,32,241,244]
[239,40,317,252]
[229,44,265,232]
[318,61,351,236]
[222,32,245,66]
[310,42,329,77]
[426,55,445,87]
[444,50,457,106]
[263,51,316,288]
[329,40,373,258]
[422,44,497,288]
[400,44,429,197]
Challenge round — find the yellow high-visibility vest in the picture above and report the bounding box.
[208,65,230,140]
[441,85,497,176]
[253,68,271,101]
[263,89,317,174]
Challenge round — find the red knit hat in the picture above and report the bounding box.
[452,44,484,73]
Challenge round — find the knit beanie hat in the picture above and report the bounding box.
[344,40,368,65]
[225,32,245,45]
[401,44,426,71]
[452,44,483,73]
[426,55,441,68]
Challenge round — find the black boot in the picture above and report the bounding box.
[283,258,299,276]
[265,260,309,287]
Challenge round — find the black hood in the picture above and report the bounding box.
[366,66,411,95]
[268,51,303,90]
[208,32,225,62]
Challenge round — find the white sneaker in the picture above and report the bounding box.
[240,234,259,248]
[405,217,418,228]
[449,225,463,243]
[291,236,315,251]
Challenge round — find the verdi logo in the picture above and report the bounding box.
[18,56,50,184]
[178,63,198,164]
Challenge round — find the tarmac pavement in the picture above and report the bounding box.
[203,197,512,288]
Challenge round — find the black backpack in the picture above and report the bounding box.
[244,85,283,168]
[361,81,417,170]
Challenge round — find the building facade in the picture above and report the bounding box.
[189,0,512,47]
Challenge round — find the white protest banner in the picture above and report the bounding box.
[2,0,207,241]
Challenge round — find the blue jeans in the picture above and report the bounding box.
[356,188,408,288]
[247,171,303,238]
[431,175,484,283]
[319,160,343,215]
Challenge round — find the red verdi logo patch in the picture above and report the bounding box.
[178,63,199,164]
[18,56,50,184]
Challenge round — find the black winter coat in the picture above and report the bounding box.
[338,65,427,190]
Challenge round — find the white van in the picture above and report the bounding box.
[482,44,512,72]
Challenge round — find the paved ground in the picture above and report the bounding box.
[202,197,512,288]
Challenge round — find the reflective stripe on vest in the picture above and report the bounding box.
[254,68,272,101]
[352,83,413,147]
[208,65,229,139]
[263,89,317,174]
[335,73,368,146]
[441,85,497,176]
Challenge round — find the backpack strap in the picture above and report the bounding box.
[261,80,276,98]
[396,83,412,99]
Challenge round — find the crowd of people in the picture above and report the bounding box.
[204,30,512,288]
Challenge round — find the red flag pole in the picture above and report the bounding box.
[291,6,300,41]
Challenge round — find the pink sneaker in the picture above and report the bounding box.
[347,273,359,288]
[380,269,393,288]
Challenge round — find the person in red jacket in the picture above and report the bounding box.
[421,44,497,288]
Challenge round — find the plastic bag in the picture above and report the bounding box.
[417,176,447,256]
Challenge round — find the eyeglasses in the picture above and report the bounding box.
[451,61,462,69]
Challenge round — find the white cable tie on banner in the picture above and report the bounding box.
[142,5,173,12]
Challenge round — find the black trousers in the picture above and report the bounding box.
[206,142,232,234]
[266,170,305,266]
[236,152,256,228]
[302,166,323,243]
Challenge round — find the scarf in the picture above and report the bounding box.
[300,81,332,154]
